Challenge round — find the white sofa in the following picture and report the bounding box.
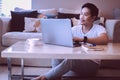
[0,17,120,68]
[0,17,51,67]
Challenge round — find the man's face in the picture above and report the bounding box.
[80,7,95,25]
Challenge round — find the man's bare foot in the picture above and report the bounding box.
[31,75,47,80]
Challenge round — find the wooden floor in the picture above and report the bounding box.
[62,69,120,80]
[0,65,50,80]
[1,64,120,80]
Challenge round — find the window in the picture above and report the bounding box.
[0,0,31,16]
[0,0,2,15]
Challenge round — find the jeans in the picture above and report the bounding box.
[44,59,99,80]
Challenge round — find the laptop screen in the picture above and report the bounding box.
[40,19,74,47]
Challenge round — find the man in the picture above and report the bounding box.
[32,3,108,80]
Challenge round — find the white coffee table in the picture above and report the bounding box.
[1,41,120,80]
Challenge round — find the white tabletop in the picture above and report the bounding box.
[1,41,120,59]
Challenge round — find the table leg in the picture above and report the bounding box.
[7,58,12,80]
[21,58,24,80]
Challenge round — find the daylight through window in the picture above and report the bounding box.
[0,0,31,16]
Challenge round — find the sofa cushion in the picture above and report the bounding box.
[24,17,41,33]
[2,32,42,47]
[37,8,58,18]
[113,22,120,42]
[10,10,38,32]
[71,17,105,27]
[57,8,80,19]
[113,8,120,19]
[71,17,80,26]
[58,8,80,14]
[57,12,80,19]
[57,12,80,27]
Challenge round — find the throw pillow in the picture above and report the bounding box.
[14,7,25,11]
[94,17,106,27]
[10,10,38,32]
[57,12,80,19]
[58,8,80,14]
[57,12,80,27]
[113,8,120,19]
[71,17,105,27]
[37,8,58,18]
[71,17,80,26]
[23,17,41,33]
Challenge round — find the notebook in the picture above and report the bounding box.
[40,19,81,47]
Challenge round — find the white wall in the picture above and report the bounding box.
[32,0,120,19]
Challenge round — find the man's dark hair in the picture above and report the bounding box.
[82,3,99,17]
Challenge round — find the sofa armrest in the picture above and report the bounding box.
[105,19,120,42]
[0,17,11,48]
[0,17,11,51]
[0,17,11,35]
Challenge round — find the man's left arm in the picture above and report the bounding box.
[87,33,108,45]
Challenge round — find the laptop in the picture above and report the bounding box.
[40,19,81,47]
